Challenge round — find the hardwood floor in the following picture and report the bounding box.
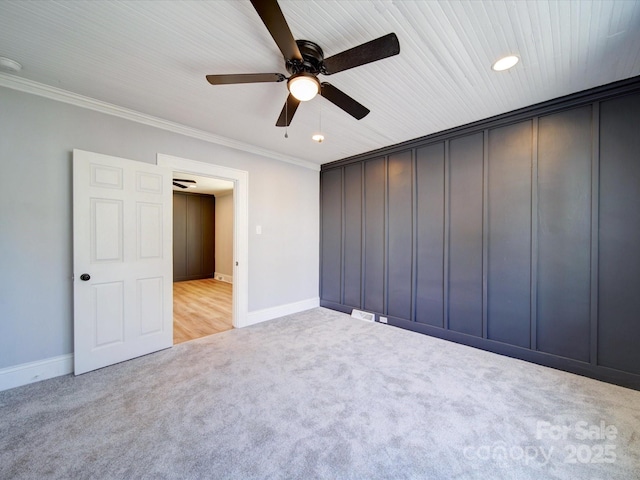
[173,278,233,344]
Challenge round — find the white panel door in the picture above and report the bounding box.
[73,149,173,375]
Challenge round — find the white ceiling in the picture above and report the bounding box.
[172,172,234,196]
[1,0,639,168]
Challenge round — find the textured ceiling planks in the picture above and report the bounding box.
[426,1,477,91]
[539,0,556,89]
[448,1,504,111]
[631,10,640,76]
[610,1,640,78]
[552,1,570,86]
[508,2,536,101]
[585,1,603,85]
[393,1,468,123]
[0,0,639,165]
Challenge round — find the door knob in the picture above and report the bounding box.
[80,273,91,281]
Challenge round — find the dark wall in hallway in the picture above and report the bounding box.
[320,76,640,390]
[173,192,215,282]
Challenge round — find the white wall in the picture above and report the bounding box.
[0,86,319,371]
[215,192,234,279]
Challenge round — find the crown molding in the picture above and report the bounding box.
[323,74,640,171]
[0,73,319,171]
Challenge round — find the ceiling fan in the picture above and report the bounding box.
[173,178,196,189]
[206,0,400,127]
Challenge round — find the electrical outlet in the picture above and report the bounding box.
[379,316,388,324]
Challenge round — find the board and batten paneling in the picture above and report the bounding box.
[363,158,386,314]
[487,121,532,348]
[387,151,413,321]
[320,78,640,390]
[537,107,592,362]
[343,163,363,308]
[173,192,215,282]
[598,93,640,376]
[415,144,445,327]
[320,168,342,304]
[173,193,188,280]
[448,133,484,337]
[186,194,203,275]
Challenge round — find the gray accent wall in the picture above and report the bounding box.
[598,93,640,377]
[320,77,640,390]
[0,86,319,370]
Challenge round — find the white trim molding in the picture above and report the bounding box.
[0,354,73,392]
[157,154,249,329]
[246,297,320,327]
[0,73,319,171]
[214,272,233,284]
[0,297,320,391]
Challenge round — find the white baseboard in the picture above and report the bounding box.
[0,354,74,392]
[214,272,233,284]
[0,298,319,391]
[244,297,320,328]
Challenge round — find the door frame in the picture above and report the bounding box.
[157,153,249,328]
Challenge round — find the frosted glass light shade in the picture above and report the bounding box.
[288,73,320,101]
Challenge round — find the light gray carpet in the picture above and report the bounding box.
[1,307,639,479]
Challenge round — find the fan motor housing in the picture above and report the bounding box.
[286,40,324,75]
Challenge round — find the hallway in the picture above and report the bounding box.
[173,278,232,344]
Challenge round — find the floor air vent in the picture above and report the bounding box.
[351,309,375,322]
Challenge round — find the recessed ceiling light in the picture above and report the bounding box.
[0,57,22,73]
[312,134,325,143]
[492,55,519,72]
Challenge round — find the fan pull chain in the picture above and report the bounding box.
[284,99,289,139]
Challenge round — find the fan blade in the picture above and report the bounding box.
[173,179,196,184]
[250,0,302,61]
[322,33,400,75]
[206,73,286,85]
[173,182,188,189]
[276,94,301,127]
[320,83,370,120]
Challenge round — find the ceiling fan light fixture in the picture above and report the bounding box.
[288,73,320,101]
[492,55,519,71]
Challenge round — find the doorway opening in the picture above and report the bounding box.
[172,172,234,344]
[157,153,250,340]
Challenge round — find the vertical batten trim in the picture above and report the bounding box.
[319,173,325,301]
[443,140,451,330]
[530,118,539,351]
[200,197,206,275]
[411,149,418,322]
[482,130,489,339]
[360,162,365,310]
[590,102,600,366]
[383,156,389,315]
[340,167,346,305]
